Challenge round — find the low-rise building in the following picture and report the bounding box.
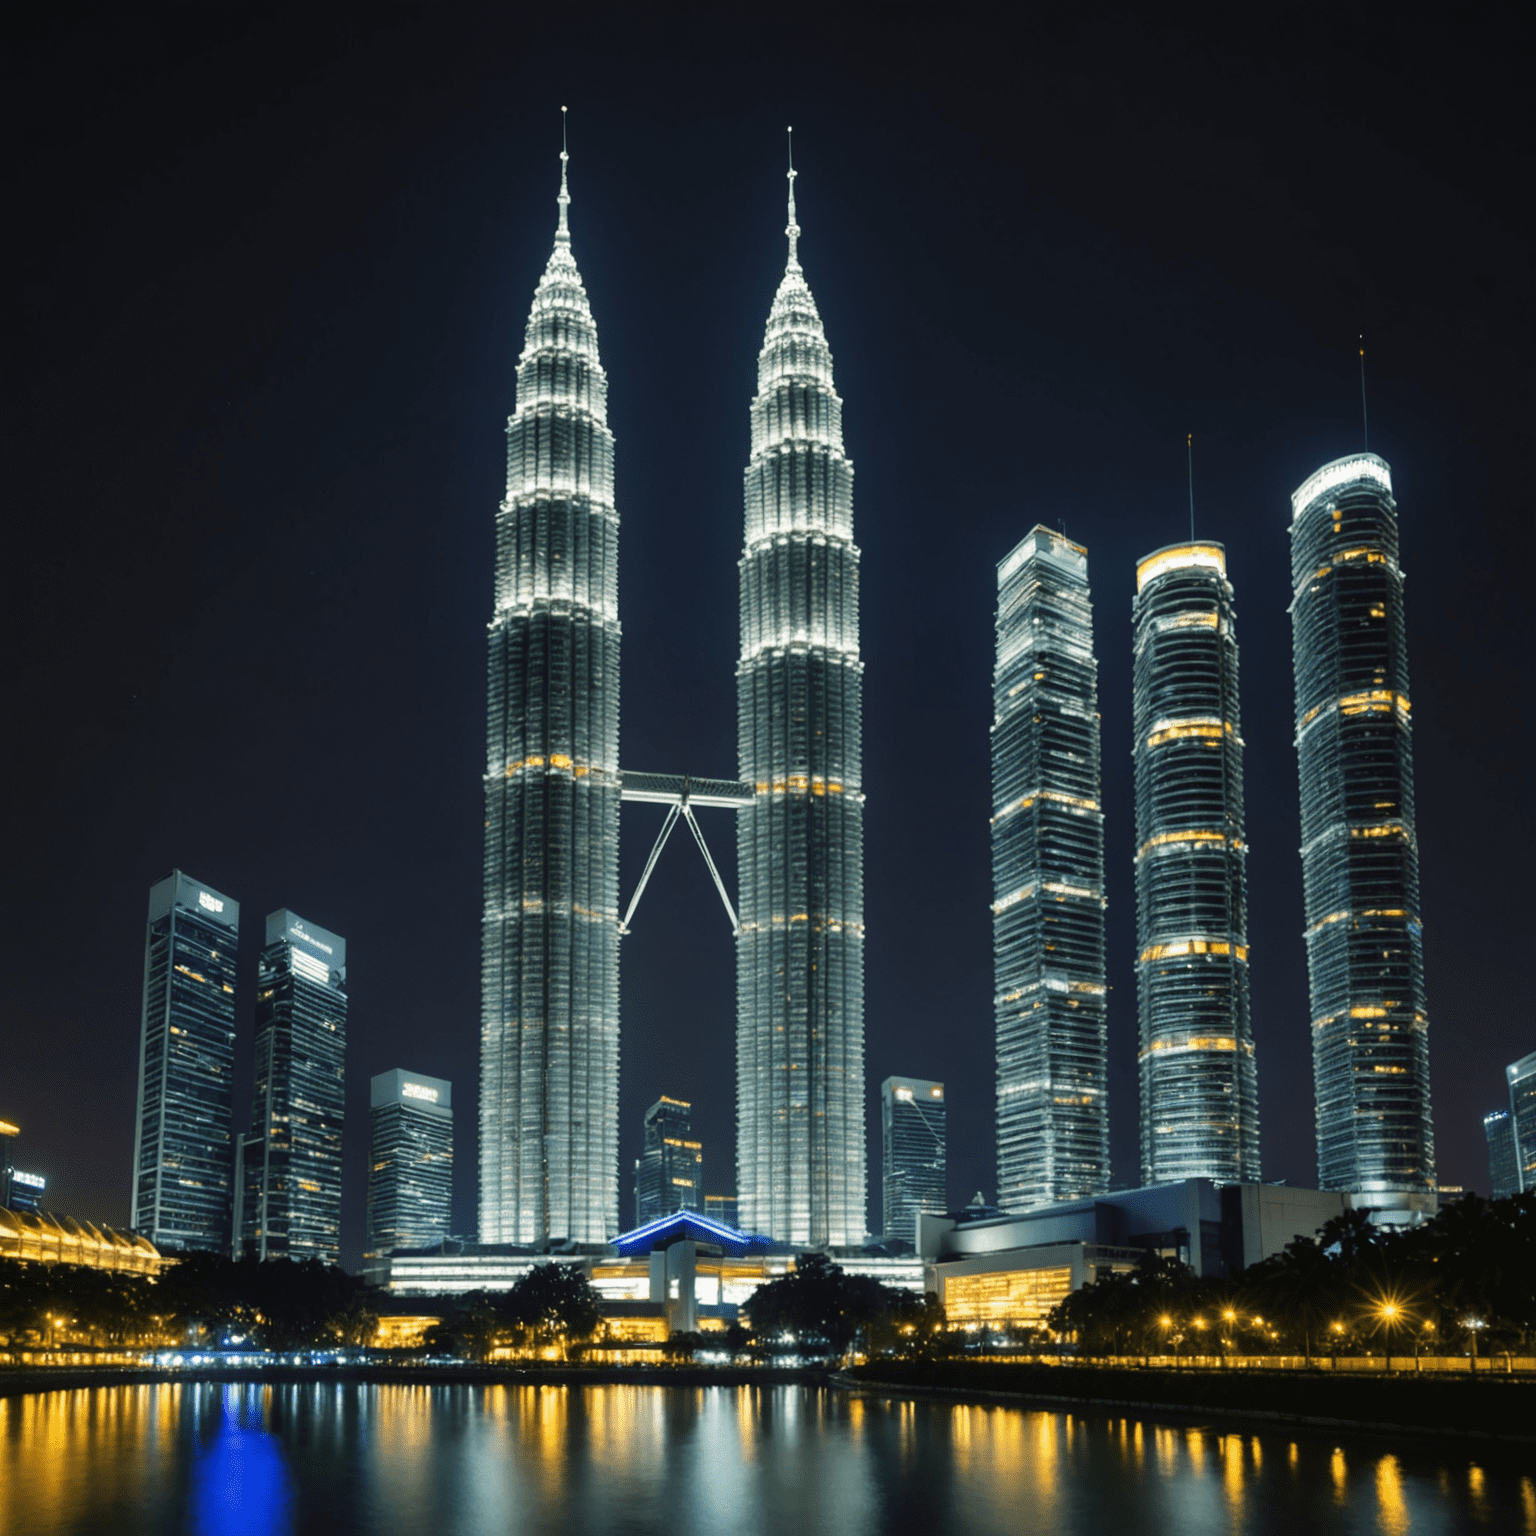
[0,1208,163,1276]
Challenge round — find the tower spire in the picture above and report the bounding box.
[557,105,571,239]
[785,126,800,270]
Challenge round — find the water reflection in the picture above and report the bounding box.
[0,1383,1529,1535]
[190,1387,291,1536]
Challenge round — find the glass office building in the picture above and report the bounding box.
[704,1193,739,1230]
[1510,1051,1536,1194]
[368,1069,453,1254]
[632,1096,703,1227]
[737,158,866,1247]
[1290,454,1433,1198]
[992,527,1108,1210]
[237,911,347,1263]
[881,1077,947,1245]
[131,871,239,1252]
[1483,1108,1519,1200]
[480,143,621,1247]
[1132,544,1260,1186]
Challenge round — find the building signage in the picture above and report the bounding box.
[402,1082,440,1104]
[13,1170,46,1190]
[198,891,224,913]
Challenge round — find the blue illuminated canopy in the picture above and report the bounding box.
[611,1209,771,1257]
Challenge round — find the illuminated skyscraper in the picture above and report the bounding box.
[992,527,1108,1209]
[1483,1109,1519,1200]
[881,1077,947,1244]
[131,871,239,1252]
[1133,544,1260,1185]
[237,911,346,1263]
[736,151,866,1246]
[368,1070,453,1254]
[480,141,621,1246]
[1510,1051,1536,1194]
[1290,455,1433,1201]
[632,1096,703,1227]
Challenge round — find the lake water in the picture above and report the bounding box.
[2,1381,1530,1535]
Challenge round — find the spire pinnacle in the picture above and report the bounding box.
[557,106,571,239]
[785,126,800,270]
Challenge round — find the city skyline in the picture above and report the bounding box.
[4,11,1529,1267]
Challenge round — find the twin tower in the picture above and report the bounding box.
[479,142,863,1248]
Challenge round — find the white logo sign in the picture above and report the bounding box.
[13,1171,45,1190]
[402,1082,440,1104]
[198,892,224,913]
[291,922,335,955]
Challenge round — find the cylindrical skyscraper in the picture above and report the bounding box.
[736,154,866,1246]
[992,527,1108,1210]
[1289,453,1433,1207]
[1133,543,1260,1186]
[480,146,620,1246]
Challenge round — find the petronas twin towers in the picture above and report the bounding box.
[480,138,864,1248]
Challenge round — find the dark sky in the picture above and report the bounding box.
[3,5,1530,1269]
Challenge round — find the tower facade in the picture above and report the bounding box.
[131,871,239,1252]
[238,911,347,1263]
[736,160,866,1246]
[881,1076,947,1244]
[1483,1109,1519,1200]
[992,527,1108,1209]
[632,1096,703,1228]
[1290,454,1433,1199]
[480,148,621,1246]
[1133,543,1260,1185]
[368,1069,453,1254]
[1509,1051,1536,1194]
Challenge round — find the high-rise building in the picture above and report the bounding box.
[736,153,866,1247]
[368,1070,453,1254]
[237,911,347,1263]
[1132,543,1260,1186]
[131,871,239,1252]
[1509,1051,1536,1193]
[992,527,1108,1210]
[1483,1109,1519,1200]
[1290,454,1434,1200]
[1,1120,45,1213]
[704,1192,739,1230]
[632,1096,703,1228]
[479,141,621,1247]
[881,1077,947,1245]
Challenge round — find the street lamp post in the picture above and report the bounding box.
[1467,1318,1485,1374]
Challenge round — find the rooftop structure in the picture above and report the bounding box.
[0,1207,163,1276]
[736,141,866,1246]
[480,131,621,1247]
[131,871,240,1253]
[1132,544,1260,1185]
[1290,453,1433,1202]
[992,527,1108,1209]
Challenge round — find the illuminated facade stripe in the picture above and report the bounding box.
[1290,452,1433,1195]
[736,157,866,1247]
[992,526,1108,1210]
[480,149,620,1245]
[1133,542,1260,1185]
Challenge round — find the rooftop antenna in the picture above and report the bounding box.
[785,125,800,269]
[1187,432,1195,542]
[1359,334,1368,450]
[556,106,570,237]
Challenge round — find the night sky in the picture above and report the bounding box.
[4,7,1529,1269]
